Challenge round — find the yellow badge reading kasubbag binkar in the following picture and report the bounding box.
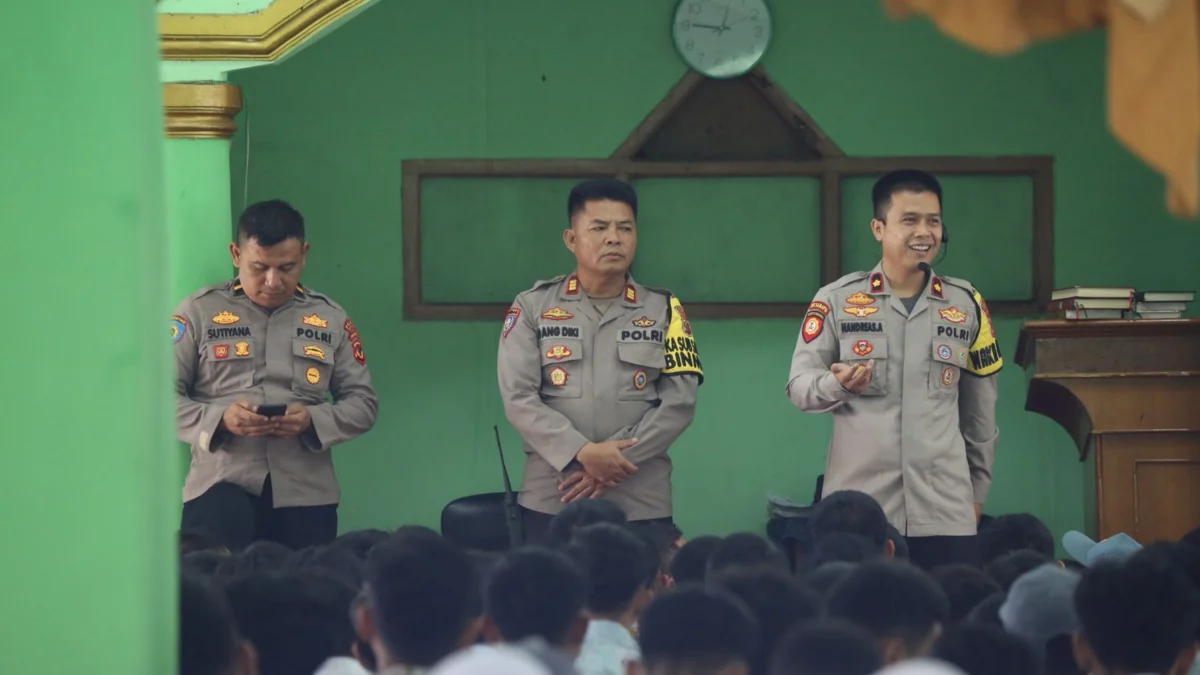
[662,296,704,384]
[964,289,1003,377]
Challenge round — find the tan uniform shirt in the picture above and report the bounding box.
[786,261,1002,537]
[173,279,379,508]
[497,274,702,520]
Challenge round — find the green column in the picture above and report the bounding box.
[163,82,243,304]
[1,3,173,675]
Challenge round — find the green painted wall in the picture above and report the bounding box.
[229,0,1200,541]
[2,2,173,673]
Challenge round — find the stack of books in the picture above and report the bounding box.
[1047,287,1195,320]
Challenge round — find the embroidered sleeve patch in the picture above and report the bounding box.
[344,318,366,365]
[502,307,521,339]
[801,312,825,343]
[964,289,1003,376]
[171,315,188,344]
[662,296,703,381]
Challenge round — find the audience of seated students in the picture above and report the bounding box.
[177,495,1200,675]
[569,523,659,675]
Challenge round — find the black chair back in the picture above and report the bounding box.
[441,492,512,552]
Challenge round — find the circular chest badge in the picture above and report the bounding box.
[937,344,952,361]
[633,370,648,390]
[941,366,956,387]
[549,367,568,387]
[306,366,321,385]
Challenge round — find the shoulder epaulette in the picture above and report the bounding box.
[642,285,675,300]
[521,275,568,295]
[939,275,977,296]
[187,282,230,301]
[301,286,343,310]
[822,271,870,293]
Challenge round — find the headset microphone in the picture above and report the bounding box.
[918,262,931,273]
[942,224,950,244]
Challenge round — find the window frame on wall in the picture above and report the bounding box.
[401,68,1054,321]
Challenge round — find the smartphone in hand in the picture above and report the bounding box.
[257,403,288,418]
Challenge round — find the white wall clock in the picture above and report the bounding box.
[672,0,772,79]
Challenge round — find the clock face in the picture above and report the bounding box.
[672,0,772,79]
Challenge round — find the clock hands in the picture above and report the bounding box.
[691,22,723,31]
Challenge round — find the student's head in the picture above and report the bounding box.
[809,490,892,556]
[827,560,950,665]
[182,550,229,577]
[180,575,258,675]
[870,170,943,272]
[672,536,723,585]
[222,571,356,675]
[965,592,1006,628]
[803,561,858,600]
[932,624,1040,675]
[1072,550,1200,675]
[709,568,825,675]
[568,523,658,622]
[629,521,687,588]
[977,513,1055,565]
[636,586,759,675]
[284,545,365,589]
[232,199,309,309]
[985,549,1054,592]
[565,179,638,278]
[483,546,589,654]
[770,619,882,675]
[998,563,1081,675]
[360,533,481,669]
[215,540,293,577]
[546,499,628,544]
[706,533,791,579]
[930,565,1001,624]
[806,533,884,570]
[329,528,391,562]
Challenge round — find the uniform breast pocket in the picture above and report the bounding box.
[540,337,584,399]
[616,341,665,401]
[839,336,888,396]
[292,338,333,398]
[929,342,968,399]
[199,339,257,394]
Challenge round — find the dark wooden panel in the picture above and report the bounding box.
[1096,433,1200,541]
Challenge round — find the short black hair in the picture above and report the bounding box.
[546,499,627,544]
[709,568,825,675]
[485,546,587,646]
[810,490,889,552]
[1075,550,1200,674]
[805,533,883,571]
[365,533,478,667]
[627,521,685,578]
[965,592,1006,627]
[977,513,1055,565]
[215,540,292,577]
[932,624,1040,675]
[638,586,759,675]
[803,561,858,599]
[567,179,638,222]
[237,199,305,247]
[887,524,910,560]
[329,528,391,562]
[181,550,228,576]
[770,619,882,675]
[985,549,1054,591]
[671,536,723,585]
[568,523,657,615]
[180,575,241,675]
[931,564,1002,624]
[871,169,943,221]
[223,570,357,675]
[827,560,949,651]
[707,533,791,579]
[283,545,365,589]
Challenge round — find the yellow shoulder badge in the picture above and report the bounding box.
[965,289,1003,376]
[662,296,703,383]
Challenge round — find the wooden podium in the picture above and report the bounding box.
[1016,319,1200,543]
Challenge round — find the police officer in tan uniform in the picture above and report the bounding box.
[786,170,1002,570]
[498,179,702,542]
[174,199,378,550]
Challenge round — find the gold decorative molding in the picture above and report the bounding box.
[159,0,373,61]
[163,83,244,139]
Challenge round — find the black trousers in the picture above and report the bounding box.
[521,507,676,545]
[181,475,338,551]
[906,535,980,570]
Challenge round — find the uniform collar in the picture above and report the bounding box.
[231,278,307,300]
[866,261,943,301]
[559,272,643,308]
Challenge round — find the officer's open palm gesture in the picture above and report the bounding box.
[832,359,875,394]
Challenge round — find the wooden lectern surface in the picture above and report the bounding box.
[1017,319,1200,544]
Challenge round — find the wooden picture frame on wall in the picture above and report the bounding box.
[402,68,1054,321]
